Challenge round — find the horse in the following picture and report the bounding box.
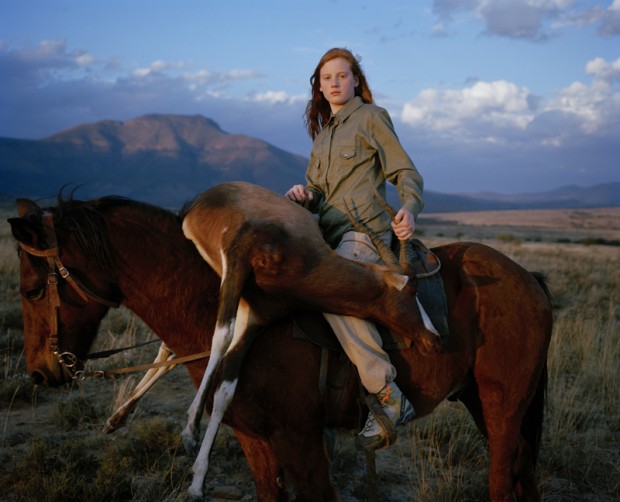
[8,193,553,501]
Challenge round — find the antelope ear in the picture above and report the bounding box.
[17,198,42,218]
[385,272,409,291]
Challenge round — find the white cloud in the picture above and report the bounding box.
[247,90,305,105]
[180,68,261,93]
[585,57,620,83]
[132,60,187,78]
[401,80,534,141]
[599,0,620,35]
[544,57,620,134]
[432,0,620,39]
[75,52,95,67]
[401,56,620,147]
[1,39,96,72]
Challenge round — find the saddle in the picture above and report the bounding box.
[402,238,449,342]
[405,238,442,278]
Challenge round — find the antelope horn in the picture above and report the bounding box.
[344,200,404,274]
[369,183,397,219]
[368,181,414,276]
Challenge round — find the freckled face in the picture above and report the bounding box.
[319,57,359,113]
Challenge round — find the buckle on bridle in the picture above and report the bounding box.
[57,351,79,369]
[58,265,70,279]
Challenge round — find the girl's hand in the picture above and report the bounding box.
[391,208,415,241]
[285,184,314,205]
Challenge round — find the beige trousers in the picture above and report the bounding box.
[323,231,397,394]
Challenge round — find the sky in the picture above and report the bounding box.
[1,0,619,194]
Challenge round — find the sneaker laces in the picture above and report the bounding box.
[360,412,380,436]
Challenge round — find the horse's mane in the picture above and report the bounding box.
[52,194,181,270]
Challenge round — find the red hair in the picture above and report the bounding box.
[304,48,374,139]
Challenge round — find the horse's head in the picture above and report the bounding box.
[8,198,122,386]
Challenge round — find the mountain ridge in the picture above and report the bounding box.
[1,114,618,211]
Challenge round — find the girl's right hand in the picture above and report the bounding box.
[285,184,314,205]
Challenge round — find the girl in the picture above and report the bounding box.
[286,47,427,451]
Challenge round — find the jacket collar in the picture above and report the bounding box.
[328,96,365,125]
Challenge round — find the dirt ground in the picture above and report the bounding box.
[3,357,448,501]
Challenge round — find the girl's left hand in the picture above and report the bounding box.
[391,208,415,241]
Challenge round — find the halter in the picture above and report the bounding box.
[19,211,211,381]
[19,211,122,378]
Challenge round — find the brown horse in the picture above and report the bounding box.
[8,194,553,501]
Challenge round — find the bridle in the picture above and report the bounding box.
[18,211,209,380]
[18,211,122,379]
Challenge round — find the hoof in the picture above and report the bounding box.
[182,431,197,455]
[101,420,116,434]
[101,415,124,434]
[187,480,203,501]
[187,485,203,501]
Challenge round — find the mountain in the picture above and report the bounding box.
[0,114,307,207]
[422,182,620,213]
[1,114,618,212]
[457,183,620,209]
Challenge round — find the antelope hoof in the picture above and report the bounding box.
[102,412,127,434]
[187,483,204,500]
[181,428,198,455]
[102,419,118,434]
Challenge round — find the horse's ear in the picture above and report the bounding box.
[16,198,42,218]
[7,217,43,249]
[8,199,44,249]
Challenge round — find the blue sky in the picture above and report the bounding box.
[1,0,619,194]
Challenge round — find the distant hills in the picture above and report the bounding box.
[1,114,618,212]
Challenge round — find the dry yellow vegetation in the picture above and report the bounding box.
[1,206,619,501]
[423,207,620,233]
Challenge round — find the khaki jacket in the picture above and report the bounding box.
[305,96,424,248]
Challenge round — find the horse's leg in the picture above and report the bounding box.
[234,431,289,502]
[475,355,546,501]
[453,379,541,501]
[475,383,523,501]
[188,302,262,499]
[511,365,547,501]
[455,379,487,437]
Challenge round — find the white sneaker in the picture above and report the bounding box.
[355,382,415,451]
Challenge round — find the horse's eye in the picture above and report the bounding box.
[24,288,45,301]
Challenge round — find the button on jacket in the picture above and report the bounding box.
[305,96,425,248]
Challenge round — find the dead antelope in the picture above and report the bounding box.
[179,181,441,499]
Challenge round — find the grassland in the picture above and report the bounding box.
[1,206,618,501]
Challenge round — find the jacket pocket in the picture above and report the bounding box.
[339,146,357,160]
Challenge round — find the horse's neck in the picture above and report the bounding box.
[109,216,218,355]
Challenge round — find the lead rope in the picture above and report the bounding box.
[74,349,211,380]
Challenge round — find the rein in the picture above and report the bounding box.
[73,350,212,380]
[19,211,210,380]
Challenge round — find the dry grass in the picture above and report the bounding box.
[418,206,620,245]
[1,206,619,501]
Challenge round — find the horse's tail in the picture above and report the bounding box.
[522,271,552,464]
[523,362,547,464]
[531,271,553,304]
